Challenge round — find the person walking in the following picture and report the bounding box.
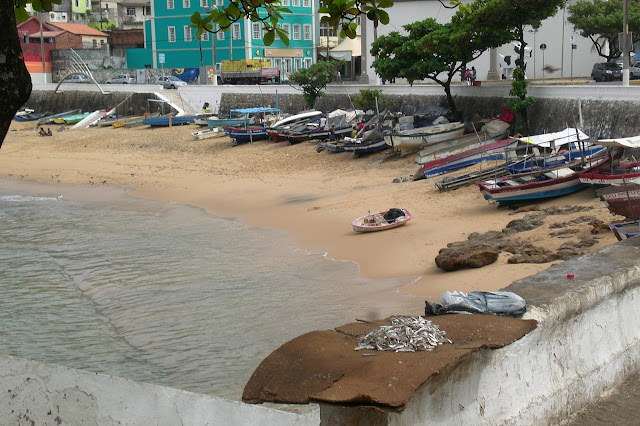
[465,69,472,86]
[471,67,477,85]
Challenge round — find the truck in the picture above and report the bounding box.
[219,60,281,85]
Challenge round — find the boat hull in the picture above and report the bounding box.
[143,115,196,127]
[352,209,413,233]
[224,126,269,144]
[608,220,640,241]
[192,128,225,141]
[478,154,612,206]
[597,183,640,219]
[387,122,466,154]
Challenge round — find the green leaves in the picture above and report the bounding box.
[14,0,61,21]
[289,60,343,108]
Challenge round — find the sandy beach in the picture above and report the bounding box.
[1,120,623,301]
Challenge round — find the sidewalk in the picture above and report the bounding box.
[565,369,640,425]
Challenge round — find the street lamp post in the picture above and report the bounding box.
[204,3,218,85]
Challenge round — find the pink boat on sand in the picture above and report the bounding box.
[351,208,413,233]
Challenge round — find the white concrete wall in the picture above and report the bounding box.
[362,0,603,84]
[0,354,319,425]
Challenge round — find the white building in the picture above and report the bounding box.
[360,0,605,84]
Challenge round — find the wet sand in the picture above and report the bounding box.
[0,121,622,300]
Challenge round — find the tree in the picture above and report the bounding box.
[488,0,564,135]
[568,0,640,63]
[289,60,343,109]
[371,6,513,119]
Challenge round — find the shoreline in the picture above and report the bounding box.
[1,121,622,300]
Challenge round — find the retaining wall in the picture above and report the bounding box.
[2,228,640,424]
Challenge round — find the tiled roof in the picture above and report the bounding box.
[48,22,108,37]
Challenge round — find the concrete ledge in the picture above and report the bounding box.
[0,354,319,425]
[321,237,640,425]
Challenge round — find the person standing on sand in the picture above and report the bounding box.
[329,124,336,142]
[318,116,327,131]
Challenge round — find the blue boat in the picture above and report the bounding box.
[223,126,269,144]
[143,115,196,127]
[14,111,48,122]
[220,107,280,144]
[208,107,279,129]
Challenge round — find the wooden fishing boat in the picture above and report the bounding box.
[192,127,225,141]
[267,110,323,142]
[415,131,498,165]
[352,129,388,156]
[38,109,81,125]
[596,182,640,220]
[223,126,269,144]
[386,121,466,154]
[434,155,535,192]
[55,112,92,125]
[194,112,217,126]
[477,153,613,206]
[608,220,640,241]
[14,111,48,122]
[352,208,413,233]
[415,138,518,180]
[143,114,196,127]
[578,135,640,187]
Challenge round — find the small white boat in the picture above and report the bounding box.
[194,112,218,126]
[386,121,466,154]
[351,208,413,233]
[192,127,225,141]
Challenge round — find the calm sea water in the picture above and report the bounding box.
[0,177,422,400]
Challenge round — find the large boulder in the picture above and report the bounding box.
[435,244,500,271]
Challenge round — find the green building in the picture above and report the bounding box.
[126,0,318,79]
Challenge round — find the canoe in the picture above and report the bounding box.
[71,110,103,129]
[352,208,413,233]
[192,127,225,141]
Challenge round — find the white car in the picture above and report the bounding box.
[106,74,136,84]
[156,76,187,89]
[630,61,640,80]
[65,75,90,83]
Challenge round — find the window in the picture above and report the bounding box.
[319,22,337,37]
[127,7,135,16]
[168,26,176,42]
[85,0,89,7]
[252,22,260,40]
[281,0,289,5]
[167,0,174,9]
[74,0,78,6]
[292,0,300,6]
[274,24,280,40]
[216,24,224,40]
[303,24,311,40]
[200,0,207,6]
[282,23,290,38]
[215,0,223,5]
[201,31,209,41]
[232,23,240,40]
[303,0,310,6]
[294,58,302,71]
[292,24,301,40]
[304,58,312,68]
[184,25,192,42]
[183,0,190,8]
[92,39,97,47]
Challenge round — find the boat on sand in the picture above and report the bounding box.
[352,208,413,233]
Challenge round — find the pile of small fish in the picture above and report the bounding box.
[355,316,452,352]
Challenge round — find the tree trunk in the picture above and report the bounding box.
[0,6,32,148]
[442,80,459,121]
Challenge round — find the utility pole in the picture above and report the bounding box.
[623,0,630,86]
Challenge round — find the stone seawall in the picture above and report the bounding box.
[24,86,640,140]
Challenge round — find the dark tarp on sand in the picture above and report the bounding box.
[243,314,537,412]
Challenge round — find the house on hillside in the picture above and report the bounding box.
[126,0,317,82]
[16,17,109,83]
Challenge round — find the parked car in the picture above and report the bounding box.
[106,74,135,84]
[630,61,640,79]
[156,76,187,89]
[591,62,622,82]
[65,74,90,83]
